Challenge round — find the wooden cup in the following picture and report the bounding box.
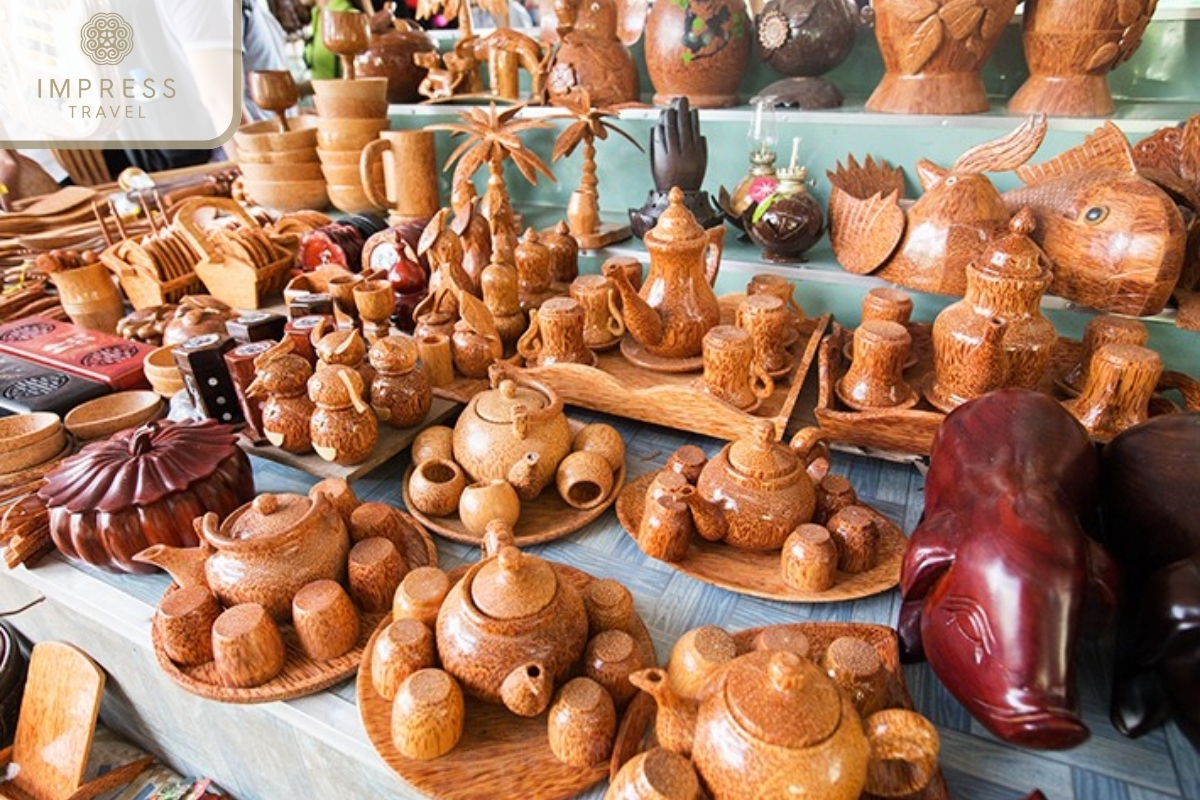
[605,747,701,800]
[328,272,364,330]
[751,626,811,659]
[747,273,804,327]
[391,668,465,760]
[601,255,643,293]
[555,450,615,510]
[360,130,440,224]
[321,9,371,80]
[548,677,617,768]
[349,502,409,548]
[293,579,360,662]
[638,489,694,563]
[247,70,298,131]
[371,618,436,701]
[585,629,647,710]
[822,636,889,719]
[212,603,287,688]
[815,473,858,525]
[584,578,635,635]
[393,566,452,628]
[780,524,839,592]
[1062,315,1150,396]
[665,446,707,484]
[666,625,736,703]
[736,294,791,374]
[416,334,454,387]
[572,422,626,472]
[407,458,466,517]
[348,537,406,613]
[458,479,521,536]
[154,585,221,667]
[1063,343,1162,440]
[862,287,914,326]
[698,325,774,410]
[836,320,916,410]
[411,425,454,466]
[570,274,626,350]
[517,297,592,367]
[353,279,396,327]
[827,505,881,574]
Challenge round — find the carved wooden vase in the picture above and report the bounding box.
[645,0,754,108]
[1008,0,1159,117]
[866,0,1020,115]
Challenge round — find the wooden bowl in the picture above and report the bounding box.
[144,346,185,397]
[316,118,389,151]
[242,180,331,213]
[315,94,388,119]
[320,162,365,186]
[0,412,62,452]
[240,162,326,183]
[64,390,164,441]
[327,183,381,214]
[0,425,66,474]
[238,148,321,165]
[233,115,320,154]
[316,148,363,166]
[312,77,389,102]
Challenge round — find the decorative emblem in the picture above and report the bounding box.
[80,13,134,66]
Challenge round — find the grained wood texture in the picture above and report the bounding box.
[1,413,1198,799]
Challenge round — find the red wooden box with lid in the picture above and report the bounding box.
[0,316,154,391]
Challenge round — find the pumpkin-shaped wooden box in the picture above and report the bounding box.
[39,420,255,573]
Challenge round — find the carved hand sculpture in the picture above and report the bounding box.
[650,96,707,194]
[898,389,1119,750]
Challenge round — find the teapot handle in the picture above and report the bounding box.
[703,225,725,287]
[788,427,830,482]
[863,709,940,797]
[516,309,543,363]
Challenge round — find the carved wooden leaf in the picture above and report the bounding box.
[900,15,944,73]
[954,115,1047,174]
[459,291,498,340]
[939,0,984,41]
[1017,122,1135,184]
[1086,42,1120,73]
[1182,115,1200,185]
[1115,16,1152,65]
[890,0,941,23]
[978,6,1009,41]
[1118,0,1143,26]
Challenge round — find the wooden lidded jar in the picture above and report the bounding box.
[247,342,316,454]
[368,335,432,428]
[644,0,753,108]
[308,364,379,465]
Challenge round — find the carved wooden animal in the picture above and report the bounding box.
[474,29,551,101]
[827,116,1047,296]
[1005,122,1186,316]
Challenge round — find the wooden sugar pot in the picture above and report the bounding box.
[631,649,940,800]
[451,364,572,500]
[681,421,830,550]
[435,522,588,717]
[309,364,379,465]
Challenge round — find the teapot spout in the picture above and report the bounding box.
[603,261,664,348]
[501,662,555,717]
[507,452,545,501]
[132,541,210,590]
[629,667,697,757]
[678,491,728,543]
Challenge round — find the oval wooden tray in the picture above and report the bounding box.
[151,511,437,704]
[358,565,656,800]
[403,461,626,547]
[610,621,951,800]
[615,472,905,603]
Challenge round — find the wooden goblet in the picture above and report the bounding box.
[247,70,299,132]
[322,10,371,81]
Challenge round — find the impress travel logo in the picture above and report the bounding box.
[0,0,241,148]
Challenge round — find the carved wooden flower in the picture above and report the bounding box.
[888,0,1014,74]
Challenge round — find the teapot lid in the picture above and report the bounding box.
[229,493,312,541]
[971,207,1050,281]
[471,545,557,620]
[728,421,796,480]
[644,187,705,247]
[724,650,842,749]
[476,379,549,423]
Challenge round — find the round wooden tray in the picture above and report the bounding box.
[620,336,703,373]
[358,565,656,800]
[609,621,951,800]
[615,472,905,603]
[151,511,437,704]
[403,462,626,547]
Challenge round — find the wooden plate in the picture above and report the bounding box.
[609,622,951,800]
[404,461,626,547]
[151,512,437,704]
[357,565,657,800]
[615,472,905,603]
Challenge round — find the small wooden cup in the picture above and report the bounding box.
[349,537,406,613]
[665,446,707,484]
[391,668,465,760]
[572,423,626,472]
[827,505,880,574]
[1062,315,1150,396]
[407,457,466,517]
[556,450,615,510]
[585,629,646,710]
[605,747,701,800]
[247,70,299,131]
[601,255,643,292]
[1063,343,1162,441]
[212,603,287,688]
[823,636,889,719]
[458,479,521,537]
[583,578,635,635]
[752,626,811,659]
[862,287,914,326]
[293,579,360,662]
[815,473,857,525]
[698,325,774,410]
[154,585,221,667]
[666,625,736,703]
[349,502,408,548]
[837,320,916,410]
[548,677,617,768]
[411,425,454,466]
[517,297,593,367]
[321,9,371,80]
[310,476,359,525]
[328,272,365,330]
[371,618,436,701]
[393,566,452,628]
[353,279,396,327]
[416,334,454,387]
[781,524,839,592]
[638,489,694,563]
[736,294,791,375]
[570,274,626,350]
[747,273,804,327]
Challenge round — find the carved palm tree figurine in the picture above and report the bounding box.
[551,90,643,249]
[429,104,555,267]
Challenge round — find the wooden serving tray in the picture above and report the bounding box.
[240,397,459,482]
[615,472,905,604]
[151,513,437,704]
[815,323,1084,458]
[611,621,950,800]
[433,297,829,443]
[357,565,657,800]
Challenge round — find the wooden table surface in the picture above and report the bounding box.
[1,410,1197,800]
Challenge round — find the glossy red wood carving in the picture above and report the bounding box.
[1101,412,1200,751]
[898,389,1118,750]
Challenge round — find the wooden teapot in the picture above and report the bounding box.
[630,648,940,800]
[451,363,572,500]
[680,421,829,550]
[435,522,589,717]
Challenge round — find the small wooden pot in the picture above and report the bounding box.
[408,458,466,517]
[556,451,615,510]
[458,479,521,537]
